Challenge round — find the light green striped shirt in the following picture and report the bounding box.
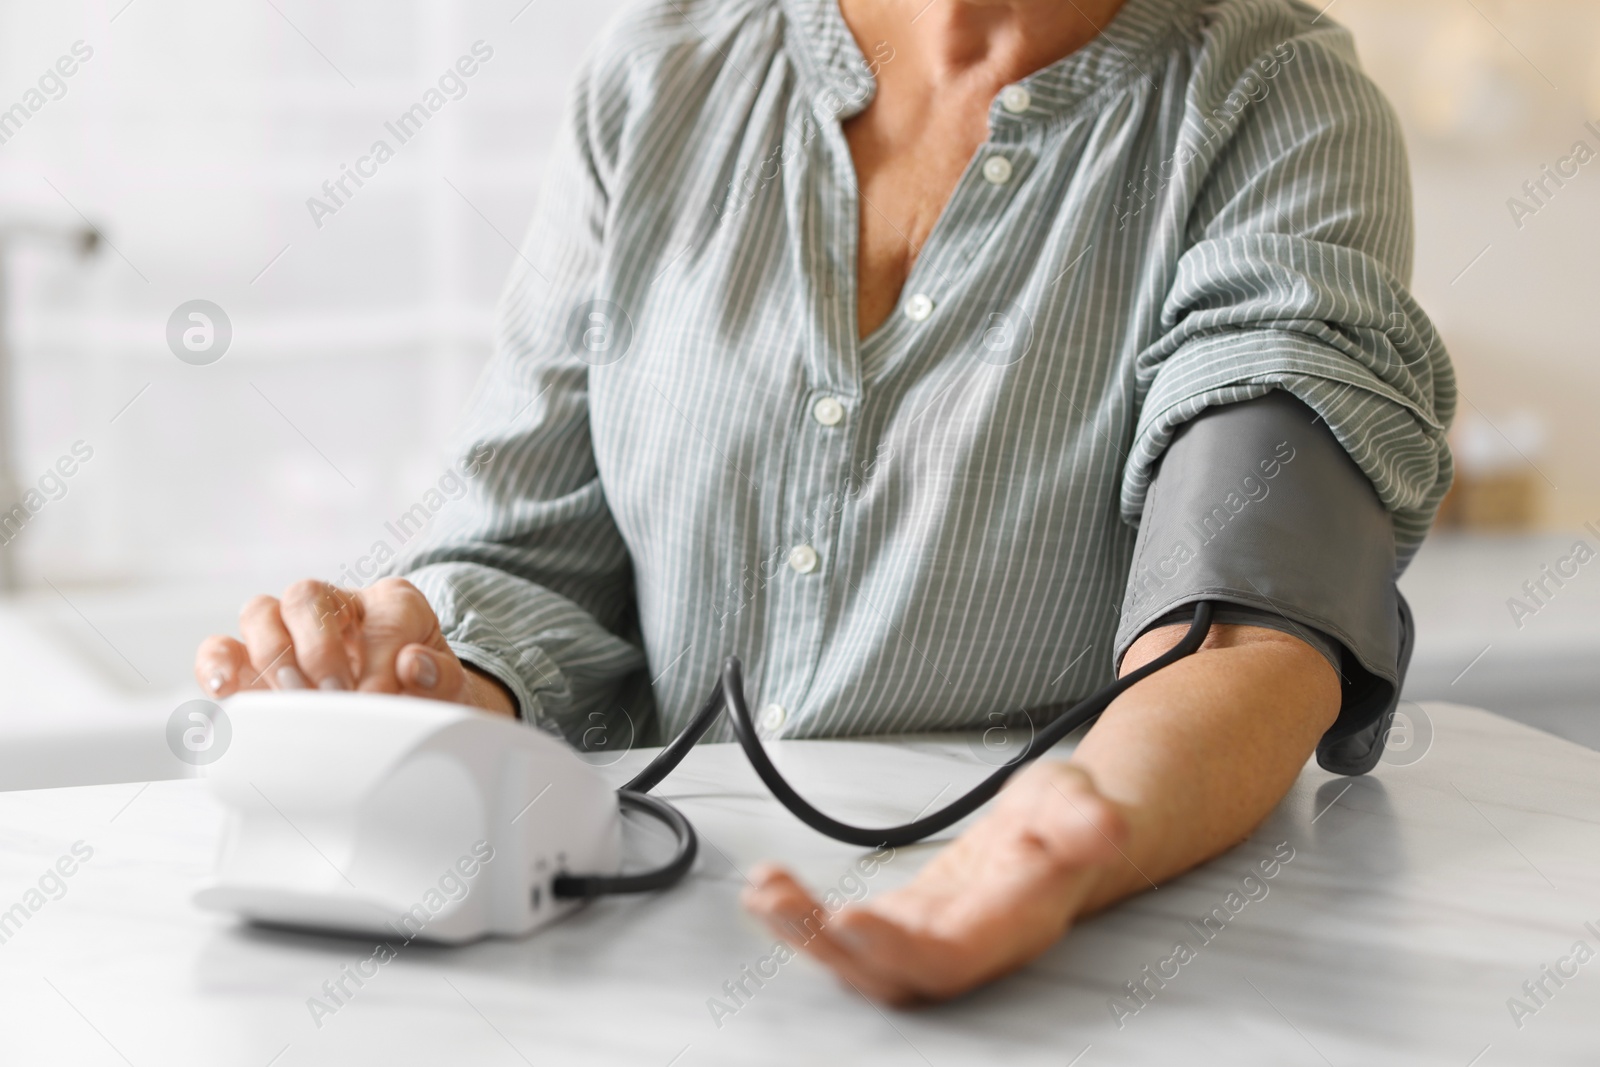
[395,0,1454,746]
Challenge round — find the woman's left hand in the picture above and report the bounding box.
[740,760,1130,1006]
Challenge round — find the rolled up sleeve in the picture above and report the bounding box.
[1120,27,1455,571]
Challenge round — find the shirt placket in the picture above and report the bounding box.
[856,97,1041,381]
[754,95,862,737]
[757,68,1042,735]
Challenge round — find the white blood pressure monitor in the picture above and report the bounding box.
[193,691,620,944]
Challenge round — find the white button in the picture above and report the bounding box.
[812,396,845,426]
[759,703,787,731]
[904,293,934,322]
[759,703,787,730]
[1000,85,1031,113]
[981,155,1013,185]
[787,544,819,574]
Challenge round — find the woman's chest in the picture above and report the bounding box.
[585,77,1182,555]
[594,83,1171,404]
[842,90,996,338]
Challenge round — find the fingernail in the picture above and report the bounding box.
[207,670,227,693]
[318,675,349,691]
[276,666,310,690]
[410,653,438,690]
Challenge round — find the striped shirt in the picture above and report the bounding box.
[394,0,1455,747]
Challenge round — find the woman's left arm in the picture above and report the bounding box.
[741,619,1336,1006]
[738,391,1375,1004]
[744,384,1406,1003]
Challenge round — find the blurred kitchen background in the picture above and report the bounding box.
[0,0,1595,789]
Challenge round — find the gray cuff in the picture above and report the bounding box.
[1117,391,1406,774]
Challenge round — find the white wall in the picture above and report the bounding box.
[0,0,628,590]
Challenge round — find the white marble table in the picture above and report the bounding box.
[0,702,1596,1066]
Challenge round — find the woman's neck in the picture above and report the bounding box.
[840,0,1130,88]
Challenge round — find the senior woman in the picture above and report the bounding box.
[196,0,1452,1005]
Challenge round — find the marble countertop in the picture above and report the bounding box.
[0,702,1596,1066]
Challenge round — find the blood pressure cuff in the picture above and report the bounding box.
[1115,391,1413,776]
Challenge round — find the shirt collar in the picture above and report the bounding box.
[780,0,1201,122]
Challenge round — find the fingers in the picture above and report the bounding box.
[278,580,363,690]
[194,634,260,697]
[354,578,460,697]
[740,865,928,1006]
[827,907,951,1000]
[739,777,1126,1009]
[205,577,470,701]
[238,594,311,690]
[395,642,468,701]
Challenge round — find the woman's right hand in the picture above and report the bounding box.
[192,576,516,716]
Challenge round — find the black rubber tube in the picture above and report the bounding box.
[620,679,726,795]
[556,603,1214,893]
[719,601,1213,847]
[550,791,698,898]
